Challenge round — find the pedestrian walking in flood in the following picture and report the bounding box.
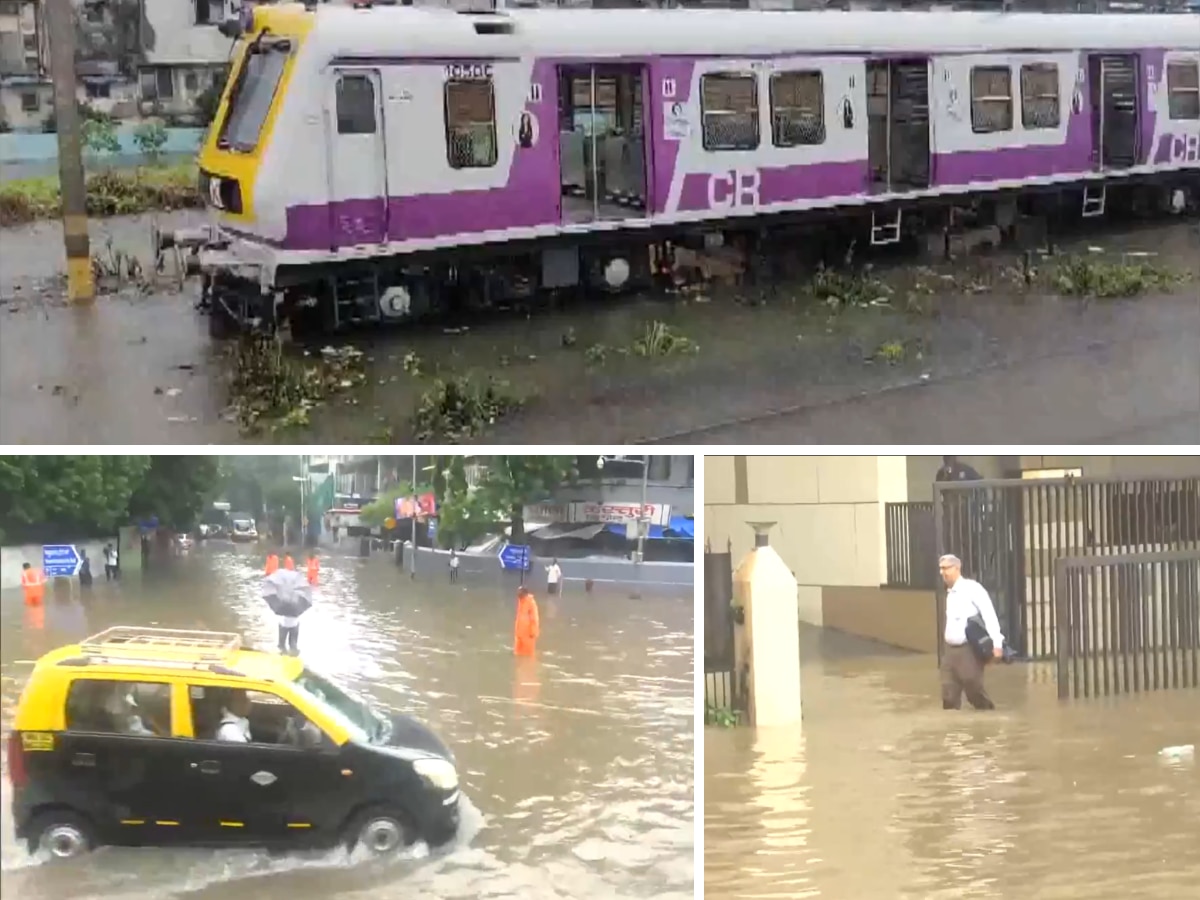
[262,567,313,656]
[449,549,460,583]
[20,562,46,606]
[545,558,562,596]
[265,551,280,575]
[514,587,540,657]
[103,543,119,581]
[939,554,1003,710]
[283,552,295,571]
[306,551,319,586]
[78,550,93,588]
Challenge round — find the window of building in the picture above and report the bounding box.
[20,91,38,112]
[0,2,21,16]
[194,0,225,26]
[444,79,497,169]
[1020,63,1060,130]
[769,70,825,147]
[336,73,376,135]
[648,455,671,482]
[65,679,172,736]
[701,72,759,151]
[970,66,1013,133]
[142,67,175,102]
[184,71,199,92]
[23,32,37,52]
[1021,467,1084,480]
[1167,60,1200,121]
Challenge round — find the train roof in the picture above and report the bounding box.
[288,6,1200,58]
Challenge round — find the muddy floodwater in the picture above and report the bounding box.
[0,545,694,900]
[705,628,1199,900]
[0,214,1196,444]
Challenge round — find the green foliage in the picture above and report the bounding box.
[194,77,226,128]
[434,455,577,546]
[132,120,169,164]
[127,457,220,531]
[1050,256,1176,299]
[706,705,740,728]
[216,457,305,521]
[0,164,201,227]
[81,116,121,156]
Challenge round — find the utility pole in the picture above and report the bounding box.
[636,456,649,566]
[44,0,94,303]
[410,454,418,576]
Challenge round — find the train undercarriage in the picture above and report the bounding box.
[158,174,1200,341]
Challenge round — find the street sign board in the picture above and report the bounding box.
[498,542,530,571]
[42,544,82,578]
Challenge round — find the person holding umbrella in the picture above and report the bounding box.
[262,566,314,655]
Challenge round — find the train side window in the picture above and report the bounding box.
[1020,63,1060,130]
[971,66,1013,133]
[770,70,825,147]
[701,72,760,151]
[336,74,376,135]
[66,679,171,737]
[1166,61,1200,121]
[444,79,498,169]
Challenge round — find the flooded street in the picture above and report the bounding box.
[1,214,1197,445]
[705,628,1199,900]
[0,545,694,900]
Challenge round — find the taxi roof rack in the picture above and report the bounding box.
[78,627,243,666]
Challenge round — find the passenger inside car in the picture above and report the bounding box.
[215,689,253,742]
[101,684,158,736]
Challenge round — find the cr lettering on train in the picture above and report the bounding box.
[707,169,761,211]
[1168,133,1200,164]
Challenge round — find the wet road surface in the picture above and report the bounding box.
[1,214,1196,445]
[705,627,1200,900]
[0,545,694,899]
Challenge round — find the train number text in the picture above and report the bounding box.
[1168,133,1200,164]
[445,63,493,81]
[707,169,762,211]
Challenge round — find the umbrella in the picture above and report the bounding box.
[262,568,313,618]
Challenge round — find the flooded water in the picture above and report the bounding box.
[705,627,1199,900]
[0,545,694,899]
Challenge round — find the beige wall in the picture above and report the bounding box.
[821,586,939,653]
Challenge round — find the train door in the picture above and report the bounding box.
[556,64,649,224]
[1088,54,1139,169]
[326,68,388,247]
[866,59,932,193]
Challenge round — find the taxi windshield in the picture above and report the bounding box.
[293,669,389,744]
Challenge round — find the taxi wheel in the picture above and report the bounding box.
[30,811,95,860]
[347,808,414,857]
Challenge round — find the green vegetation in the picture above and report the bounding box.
[1049,255,1179,299]
[0,456,218,544]
[229,338,367,434]
[0,163,202,227]
[706,705,740,728]
[410,375,523,443]
[215,456,305,529]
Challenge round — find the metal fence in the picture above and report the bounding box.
[1055,549,1200,699]
[884,501,936,589]
[933,475,1200,662]
[703,539,745,713]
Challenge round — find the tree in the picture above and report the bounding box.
[437,456,577,546]
[126,456,221,531]
[0,456,150,544]
[216,456,304,522]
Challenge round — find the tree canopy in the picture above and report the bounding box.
[0,456,220,544]
[435,455,577,546]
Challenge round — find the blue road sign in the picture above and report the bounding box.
[42,544,82,578]
[498,542,530,571]
[427,518,438,539]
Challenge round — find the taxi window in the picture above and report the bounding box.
[66,679,171,737]
[188,684,332,749]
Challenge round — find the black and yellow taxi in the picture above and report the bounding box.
[6,627,460,860]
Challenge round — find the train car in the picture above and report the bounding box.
[189,4,1200,335]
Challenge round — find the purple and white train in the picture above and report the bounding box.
[192,3,1200,334]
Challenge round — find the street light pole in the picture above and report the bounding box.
[410,453,417,576]
[636,456,649,566]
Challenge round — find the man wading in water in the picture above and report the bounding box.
[939,554,1003,710]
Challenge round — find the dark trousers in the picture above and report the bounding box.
[278,623,300,654]
[940,643,995,710]
[450,567,458,583]
[547,581,559,596]
[104,564,116,581]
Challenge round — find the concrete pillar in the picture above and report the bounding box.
[732,521,802,727]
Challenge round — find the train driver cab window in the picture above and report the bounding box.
[66,679,172,737]
[1166,61,1200,120]
[770,71,825,147]
[188,685,332,749]
[701,72,760,151]
[1020,63,1060,130]
[218,38,290,152]
[971,66,1013,134]
[445,79,498,169]
[336,74,377,134]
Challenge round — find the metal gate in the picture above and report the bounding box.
[1089,54,1140,169]
[934,475,1200,662]
[703,539,744,714]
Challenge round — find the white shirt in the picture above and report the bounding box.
[546,564,562,584]
[104,548,117,565]
[215,711,251,742]
[944,576,1004,648]
[450,555,460,569]
[278,614,300,628]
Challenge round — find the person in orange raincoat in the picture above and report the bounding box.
[20,562,46,606]
[513,587,540,657]
[265,552,280,575]
[305,552,319,586]
[283,553,295,571]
